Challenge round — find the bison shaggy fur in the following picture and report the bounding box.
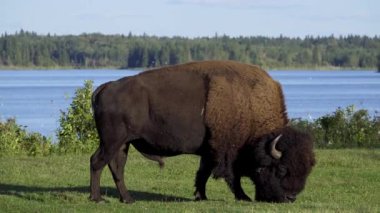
[89,60,315,204]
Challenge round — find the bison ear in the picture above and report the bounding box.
[270,134,282,159]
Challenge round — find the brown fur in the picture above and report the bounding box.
[156,61,289,177]
[89,60,314,203]
[204,62,287,177]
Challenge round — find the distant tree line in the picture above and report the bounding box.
[1,30,379,69]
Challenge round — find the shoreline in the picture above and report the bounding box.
[0,65,377,71]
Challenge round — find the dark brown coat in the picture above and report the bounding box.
[89,60,315,204]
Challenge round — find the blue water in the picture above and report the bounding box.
[0,69,379,139]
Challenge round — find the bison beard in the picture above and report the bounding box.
[89,60,315,204]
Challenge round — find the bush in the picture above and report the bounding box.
[0,118,52,156]
[57,80,99,153]
[3,79,378,157]
[291,105,380,148]
[56,80,379,151]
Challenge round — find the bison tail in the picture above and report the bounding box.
[91,82,110,112]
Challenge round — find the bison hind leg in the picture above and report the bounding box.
[90,121,135,204]
[108,144,135,204]
[90,148,107,202]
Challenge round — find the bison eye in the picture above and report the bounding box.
[277,165,288,177]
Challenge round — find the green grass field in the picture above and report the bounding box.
[0,149,379,212]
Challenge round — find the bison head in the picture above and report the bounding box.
[250,127,315,203]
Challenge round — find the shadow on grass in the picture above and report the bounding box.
[0,183,192,202]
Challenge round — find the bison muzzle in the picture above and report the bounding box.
[89,60,315,204]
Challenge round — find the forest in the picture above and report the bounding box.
[0,30,380,69]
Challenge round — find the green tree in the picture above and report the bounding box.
[312,46,322,65]
[1,31,380,69]
[57,80,98,153]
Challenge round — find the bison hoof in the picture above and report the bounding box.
[89,196,108,203]
[194,192,208,201]
[120,197,135,204]
[235,195,252,202]
[194,196,208,201]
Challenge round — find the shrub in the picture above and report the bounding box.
[291,105,380,148]
[56,80,379,151]
[0,118,52,156]
[2,79,379,157]
[57,80,99,153]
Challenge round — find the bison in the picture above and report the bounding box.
[89,60,315,204]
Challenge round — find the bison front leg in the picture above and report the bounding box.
[194,155,215,201]
[229,175,252,202]
[108,144,134,203]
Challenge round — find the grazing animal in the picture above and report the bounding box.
[89,60,315,203]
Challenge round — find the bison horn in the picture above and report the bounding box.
[271,134,283,159]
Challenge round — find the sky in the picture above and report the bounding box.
[1,0,379,37]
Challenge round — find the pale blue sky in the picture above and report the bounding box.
[1,0,379,37]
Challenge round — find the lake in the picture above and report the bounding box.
[0,69,379,139]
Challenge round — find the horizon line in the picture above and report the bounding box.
[2,29,380,39]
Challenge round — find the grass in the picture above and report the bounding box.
[0,148,379,212]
